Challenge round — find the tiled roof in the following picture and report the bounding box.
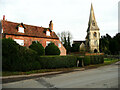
[1,20,59,39]
[73,41,85,44]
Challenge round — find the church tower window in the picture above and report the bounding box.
[93,32,97,37]
[92,20,95,26]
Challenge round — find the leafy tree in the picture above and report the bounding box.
[100,33,120,55]
[109,33,120,54]
[67,33,71,53]
[71,43,80,52]
[45,42,60,55]
[29,41,45,56]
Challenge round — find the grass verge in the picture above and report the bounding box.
[84,58,119,69]
[2,67,80,76]
[2,58,120,76]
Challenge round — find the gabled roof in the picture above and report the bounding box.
[1,20,59,39]
[73,41,85,45]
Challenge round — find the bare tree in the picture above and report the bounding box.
[57,31,72,53]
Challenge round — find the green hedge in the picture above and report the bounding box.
[13,47,41,71]
[77,55,104,67]
[38,56,77,69]
[29,41,45,56]
[84,56,91,66]
[45,43,60,55]
[2,38,41,72]
[90,55,104,64]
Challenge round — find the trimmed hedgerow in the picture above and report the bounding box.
[84,56,91,66]
[99,55,104,64]
[29,41,45,56]
[38,55,77,69]
[90,55,104,64]
[77,55,104,67]
[45,42,60,55]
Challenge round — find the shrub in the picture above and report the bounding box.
[14,47,41,71]
[45,42,60,55]
[2,38,20,71]
[77,55,104,67]
[84,56,91,66]
[93,55,104,64]
[88,55,104,65]
[29,41,45,56]
[38,55,77,69]
[2,38,41,71]
[99,55,104,64]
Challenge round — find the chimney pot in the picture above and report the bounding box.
[3,15,5,20]
[49,20,53,30]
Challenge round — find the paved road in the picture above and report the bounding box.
[3,64,119,88]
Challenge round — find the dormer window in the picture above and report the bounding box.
[46,31,50,36]
[18,27,24,33]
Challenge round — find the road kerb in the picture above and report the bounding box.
[2,68,85,84]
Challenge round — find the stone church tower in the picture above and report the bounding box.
[86,4,100,53]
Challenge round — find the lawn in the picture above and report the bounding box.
[104,58,119,65]
[2,58,120,76]
[84,58,119,69]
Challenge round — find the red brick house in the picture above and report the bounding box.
[1,16,66,55]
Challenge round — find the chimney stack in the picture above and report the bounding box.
[49,20,53,30]
[3,15,5,20]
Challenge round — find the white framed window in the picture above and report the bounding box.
[14,39,24,46]
[46,41,50,46]
[46,31,50,36]
[2,29,3,33]
[58,43,61,47]
[18,27,24,33]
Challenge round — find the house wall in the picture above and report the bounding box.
[6,35,66,55]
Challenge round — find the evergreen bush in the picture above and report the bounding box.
[2,38,20,71]
[14,47,41,71]
[77,55,104,67]
[45,42,60,55]
[2,38,41,71]
[29,41,45,56]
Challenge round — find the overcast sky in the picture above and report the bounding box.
[0,0,119,41]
